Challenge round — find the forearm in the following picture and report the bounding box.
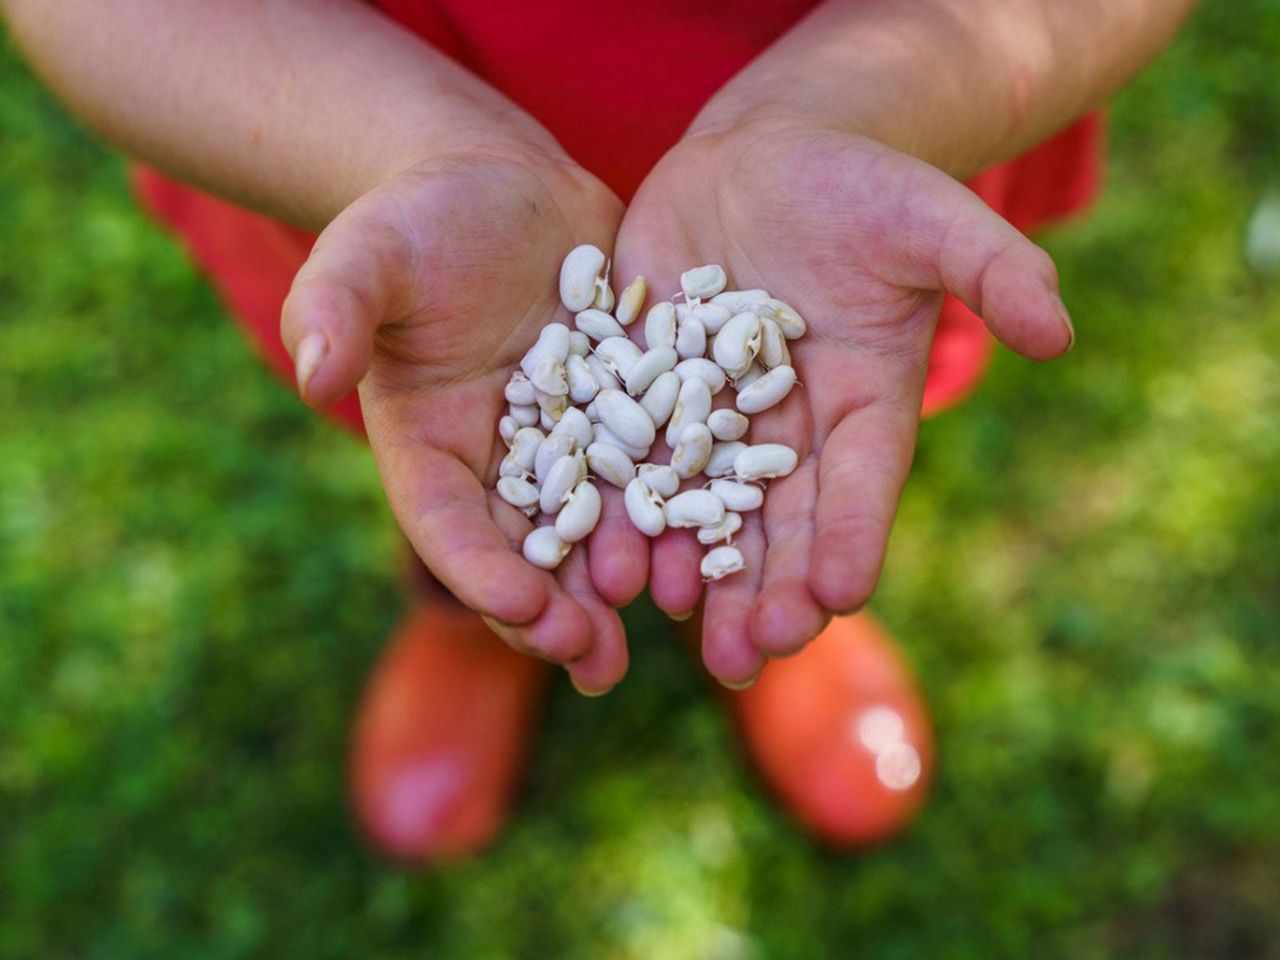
[2,0,561,228]
[691,0,1197,178]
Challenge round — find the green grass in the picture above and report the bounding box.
[2,6,1279,957]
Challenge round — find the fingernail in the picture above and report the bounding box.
[480,614,537,657]
[570,674,611,698]
[668,609,694,622]
[295,333,328,398]
[1050,293,1075,352]
[721,669,762,691]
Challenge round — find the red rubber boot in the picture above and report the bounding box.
[728,611,934,847]
[350,602,550,861]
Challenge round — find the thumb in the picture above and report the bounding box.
[930,185,1075,361]
[281,210,417,407]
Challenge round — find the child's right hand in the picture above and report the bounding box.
[281,146,632,695]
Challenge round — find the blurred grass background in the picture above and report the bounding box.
[2,4,1279,957]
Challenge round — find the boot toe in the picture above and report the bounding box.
[349,605,548,862]
[731,612,934,847]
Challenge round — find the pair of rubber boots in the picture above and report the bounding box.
[349,593,933,861]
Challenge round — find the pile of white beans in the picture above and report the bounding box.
[496,244,804,581]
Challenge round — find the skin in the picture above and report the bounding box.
[2,0,1197,691]
[286,150,630,695]
[596,0,1197,685]
[606,123,1074,684]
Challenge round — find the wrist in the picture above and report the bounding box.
[683,0,1036,179]
[381,124,600,208]
[348,99,573,211]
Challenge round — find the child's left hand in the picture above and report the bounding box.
[604,117,1074,686]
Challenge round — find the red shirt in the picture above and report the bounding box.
[134,0,1102,433]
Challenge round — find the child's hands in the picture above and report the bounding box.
[281,147,630,694]
[607,118,1074,686]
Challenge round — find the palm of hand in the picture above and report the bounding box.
[285,153,630,690]
[607,123,1072,684]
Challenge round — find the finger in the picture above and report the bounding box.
[929,185,1074,360]
[374,423,599,666]
[648,527,705,618]
[481,585,592,664]
[371,430,552,626]
[723,368,826,655]
[586,484,651,607]
[281,207,414,407]
[808,390,921,614]
[702,516,769,688]
[557,548,630,695]
[751,459,830,656]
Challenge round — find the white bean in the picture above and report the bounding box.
[509,403,540,428]
[707,409,749,442]
[758,317,790,369]
[504,371,536,406]
[594,336,643,379]
[735,365,796,414]
[734,443,798,481]
[575,308,626,341]
[534,387,568,422]
[535,432,576,483]
[586,441,636,488]
[595,388,656,449]
[701,545,745,581]
[697,512,742,545]
[674,358,727,394]
[499,452,530,480]
[636,463,680,498]
[625,346,678,397]
[705,441,748,478]
[639,370,680,427]
[709,479,764,512]
[520,323,571,379]
[584,353,622,393]
[568,330,591,357]
[593,422,650,461]
[755,298,806,339]
[559,244,607,313]
[675,313,707,360]
[555,480,602,543]
[497,476,540,511]
[508,427,544,469]
[691,302,733,334]
[664,489,725,528]
[644,301,677,351]
[524,526,570,570]
[664,377,713,448]
[566,354,600,404]
[710,289,769,313]
[680,264,727,300]
[499,415,519,446]
[592,278,614,313]
[539,452,586,514]
[551,406,594,449]
[624,477,667,536]
[734,362,766,390]
[671,422,713,479]
[526,356,568,397]
[615,276,647,327]
[712,312,762,379]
